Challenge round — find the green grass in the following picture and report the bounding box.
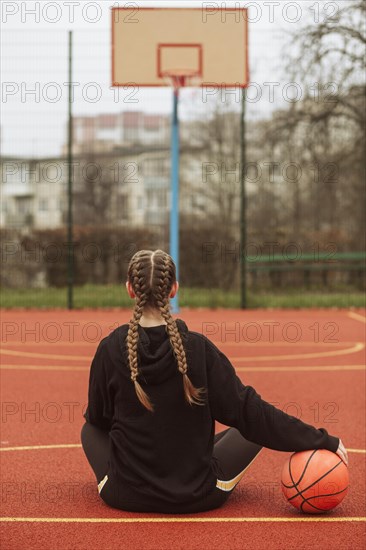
[0,284,364,309]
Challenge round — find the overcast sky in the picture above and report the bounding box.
[1,0,349,157]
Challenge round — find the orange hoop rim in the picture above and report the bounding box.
[160,69,201,89]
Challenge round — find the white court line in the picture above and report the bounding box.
[348,312,366,324]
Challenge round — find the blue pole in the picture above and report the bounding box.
[170,88,180,313]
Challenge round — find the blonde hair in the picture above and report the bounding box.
[126,249,205,412]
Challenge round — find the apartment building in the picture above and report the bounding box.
[1,157,65,231]
[1,145,209,233]
[1,109,217,232]
[69,111,170,155]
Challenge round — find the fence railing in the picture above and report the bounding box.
[247,252,366,290]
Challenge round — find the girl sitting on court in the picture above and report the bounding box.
[81,249,347,513]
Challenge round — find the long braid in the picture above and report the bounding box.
[153,252,205,406]
[126,249,205,411]
[126,253,154,411]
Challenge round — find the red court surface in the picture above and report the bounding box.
[1,308,365,549]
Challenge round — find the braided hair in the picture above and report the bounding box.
[126,249,205,412]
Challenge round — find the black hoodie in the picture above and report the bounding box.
[84,320,339,513]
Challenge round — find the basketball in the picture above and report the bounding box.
[281,449,349,514]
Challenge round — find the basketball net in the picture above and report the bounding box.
[161,69,201,93]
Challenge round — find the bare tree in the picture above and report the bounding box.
[74,152,117,226]
[264,0,366,248]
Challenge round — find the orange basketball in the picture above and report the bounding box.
[281,449,349,514]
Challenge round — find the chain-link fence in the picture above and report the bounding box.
[1,2,365,308]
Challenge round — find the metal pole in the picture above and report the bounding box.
[240,87,247,309]
[170,88,180,313]
[67,31,74,309]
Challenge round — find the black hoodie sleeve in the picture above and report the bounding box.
[205,338,339,453]
[84,338,113,431]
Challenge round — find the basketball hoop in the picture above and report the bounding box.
[160,69,201,92]
[112,6,249,313]
[112,9,249,88]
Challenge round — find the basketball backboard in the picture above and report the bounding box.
[112,7,249,88]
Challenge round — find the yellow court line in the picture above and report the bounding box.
[0,349,89,361]
[0,341,359,347]
[1,342,364,363]
[235,364,366,373]
[0,364,88,371]
[0,342,96,347]
[234,342,364,362]
[217,342,353,347]
[1,364,365,373]
[0,516,365,524]
[348,312,366,324]
[0,444,364,454]
[0,444,82,452]
[0,342,98,347]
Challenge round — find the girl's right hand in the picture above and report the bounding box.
[336,439,348,465]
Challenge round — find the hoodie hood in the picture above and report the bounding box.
[133,319,189,385]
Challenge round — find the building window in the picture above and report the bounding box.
[143,157,169,177]
[39,198,49,212]
[146,190,154,207]
[157,191,166,208]
[17,198,32,215]
[117,194,128,220]
[191,194,205,212]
